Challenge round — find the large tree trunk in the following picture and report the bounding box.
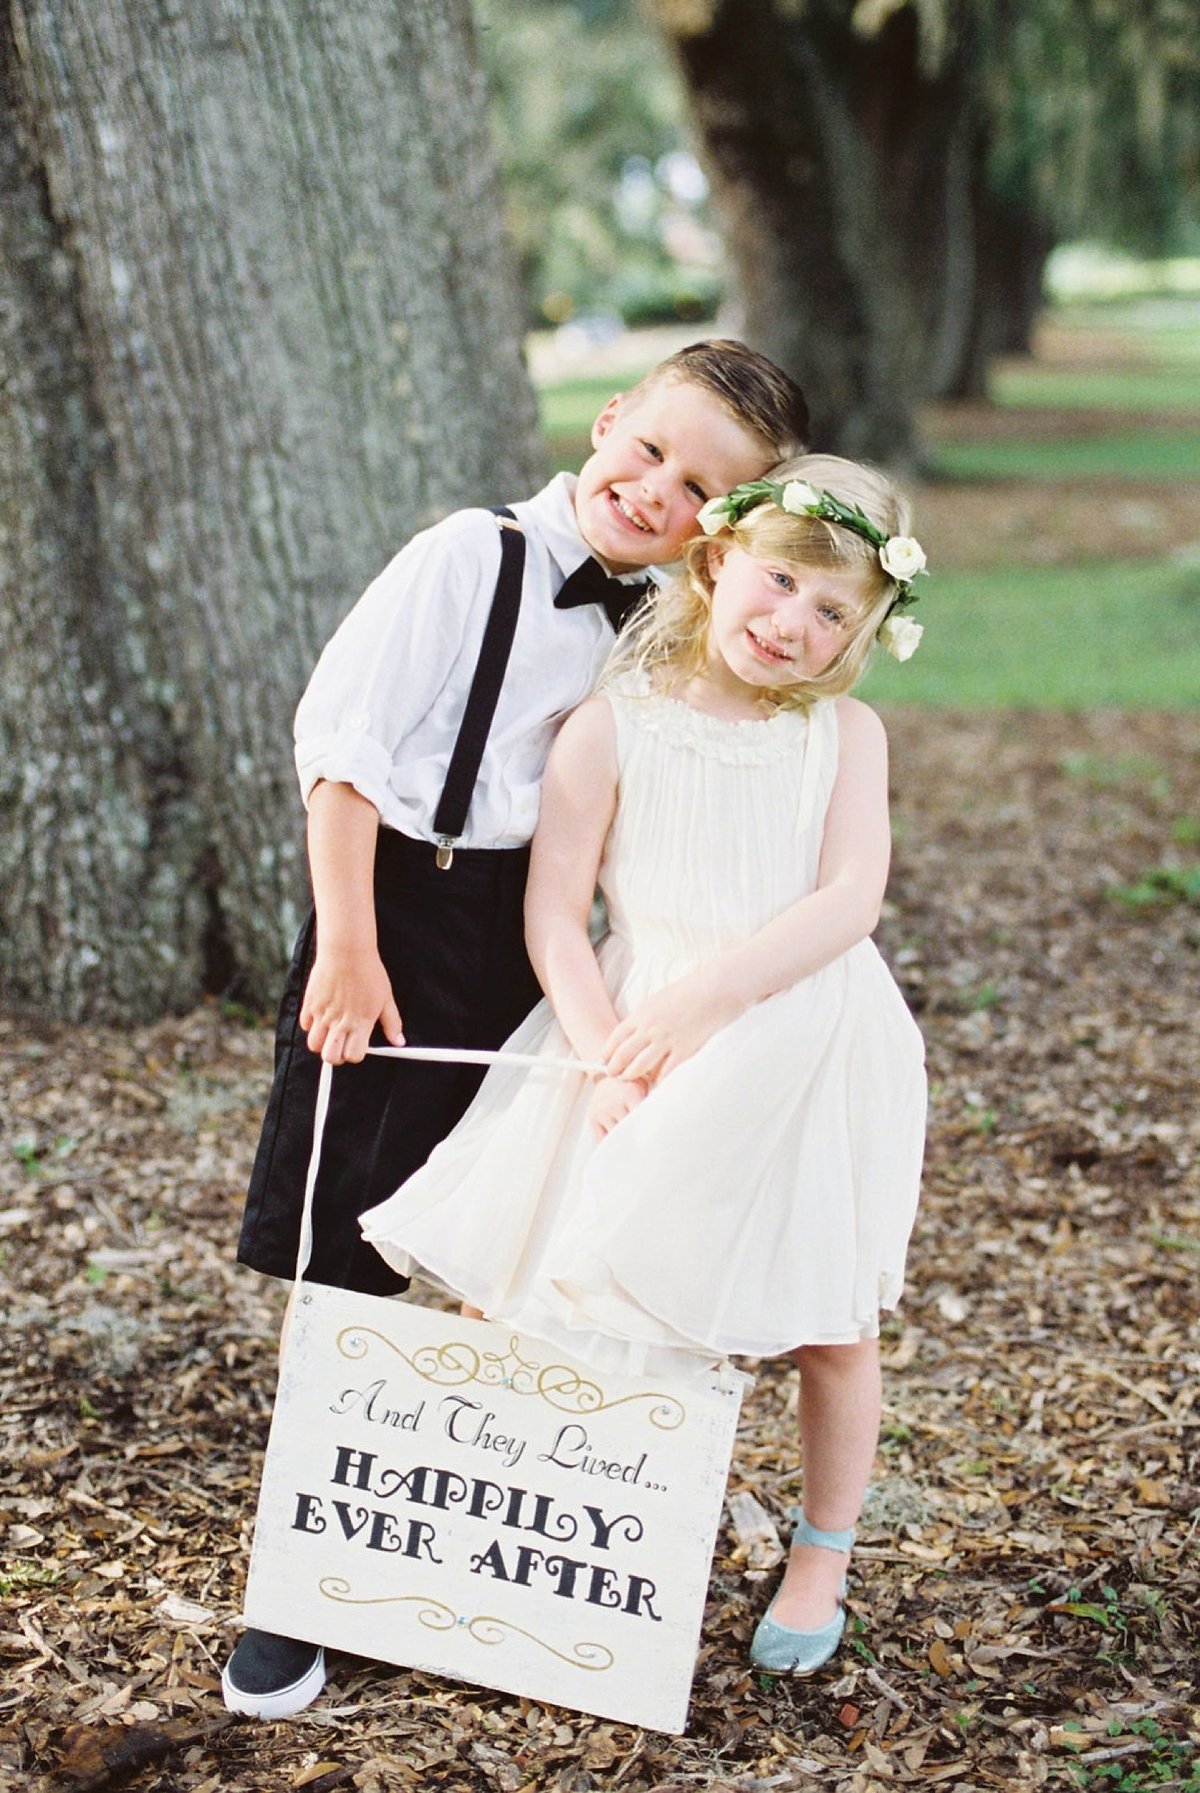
[1,0,542,1022]
[650,0,989,466]
[943,184,1053,399]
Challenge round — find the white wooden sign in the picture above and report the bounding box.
[243,1290,744,1733]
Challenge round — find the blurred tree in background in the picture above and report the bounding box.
[982,0,1199,260]
[477,0,722,329]
[648,0,1200,465]
[483,0,1199,465]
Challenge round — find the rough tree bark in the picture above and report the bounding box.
[648,0,1044,463]
[1,0,543,1022]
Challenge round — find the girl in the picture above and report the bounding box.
[359,454,928,1676]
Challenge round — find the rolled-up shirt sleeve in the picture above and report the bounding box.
[293,510,502,813]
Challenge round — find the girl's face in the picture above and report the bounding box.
[703,542,869,699]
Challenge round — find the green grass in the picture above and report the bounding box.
[990,364,1200,412]
[932,427,1200,481]
[1044,299,1200,350]
[861,559,1200,708]
[539,372,634,468]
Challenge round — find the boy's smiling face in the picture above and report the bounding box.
[573,378,775,573]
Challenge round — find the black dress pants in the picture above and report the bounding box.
[237,828,542,1295]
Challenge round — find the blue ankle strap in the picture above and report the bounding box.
[788,1508,856,1553]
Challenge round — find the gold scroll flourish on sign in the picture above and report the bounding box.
[318,1577,455,1628]
[318,1578,614,1671]
[468,1614,613,1671]
[335,1328,685,1430]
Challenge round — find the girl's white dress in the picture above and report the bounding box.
[360,678,926,1380]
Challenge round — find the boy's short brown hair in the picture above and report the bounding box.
[629,339,810,460]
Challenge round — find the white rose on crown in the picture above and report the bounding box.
[780,479,821,515]
[697,497,733,535]
[879,535,927,581]
[878,614,924,661]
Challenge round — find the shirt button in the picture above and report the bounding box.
[347,711,370,731]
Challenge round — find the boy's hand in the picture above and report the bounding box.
[586,1074,649,1140]
[603,967,743,1084]
[301,945,405,1065]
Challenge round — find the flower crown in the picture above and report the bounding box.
[697,478,928,661]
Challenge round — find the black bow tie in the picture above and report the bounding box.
[554,557,650,633]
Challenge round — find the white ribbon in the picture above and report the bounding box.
[367,1044,604,1073]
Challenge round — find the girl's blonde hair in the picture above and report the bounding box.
[607,454,913,712]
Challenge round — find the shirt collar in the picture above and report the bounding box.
[511,472,594,581]
[512,471,663,589]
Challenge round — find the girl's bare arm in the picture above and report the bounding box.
[524,698,621,1066]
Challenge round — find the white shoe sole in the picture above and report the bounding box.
[221,1645,326,1719]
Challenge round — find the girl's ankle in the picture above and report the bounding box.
[771,1544,847,1630]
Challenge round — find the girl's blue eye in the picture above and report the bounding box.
[771,570,795,592]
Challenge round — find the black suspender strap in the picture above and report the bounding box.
[431,507,527,869]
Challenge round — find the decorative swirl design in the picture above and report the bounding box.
[468,1614,613,1671]
[337,1329,479,1385]
[316,1580,613,1672]
[334,1328,685,1428]
[319,1579,455,1631]
[537,1367,683,1430]
[408,1340,485,1384]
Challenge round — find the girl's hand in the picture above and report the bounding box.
[586,1075,649,1140]
[301,945,405,1065]
[603,968,744,1084]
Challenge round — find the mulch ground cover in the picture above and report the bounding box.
[3,701,1197,1793]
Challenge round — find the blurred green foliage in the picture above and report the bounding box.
[476,0,722,328]
[977,0,1200,258]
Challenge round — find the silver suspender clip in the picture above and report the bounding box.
[435,835,456,871]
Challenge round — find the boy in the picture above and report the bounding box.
[224,340,809,1718]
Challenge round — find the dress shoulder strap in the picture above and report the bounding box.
[795,699,837,836]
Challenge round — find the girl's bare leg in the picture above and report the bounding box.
[771,1338,881,1629]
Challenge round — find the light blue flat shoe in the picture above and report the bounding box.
[749,1510,856,1675]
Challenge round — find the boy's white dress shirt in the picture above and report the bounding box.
[294,473,643,849]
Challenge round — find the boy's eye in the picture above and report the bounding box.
[685,480,707,502]
[641,439,663,462]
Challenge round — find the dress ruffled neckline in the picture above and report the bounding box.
[608,670,816,765]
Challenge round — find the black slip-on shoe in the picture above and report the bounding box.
[221,1628,326,1719]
